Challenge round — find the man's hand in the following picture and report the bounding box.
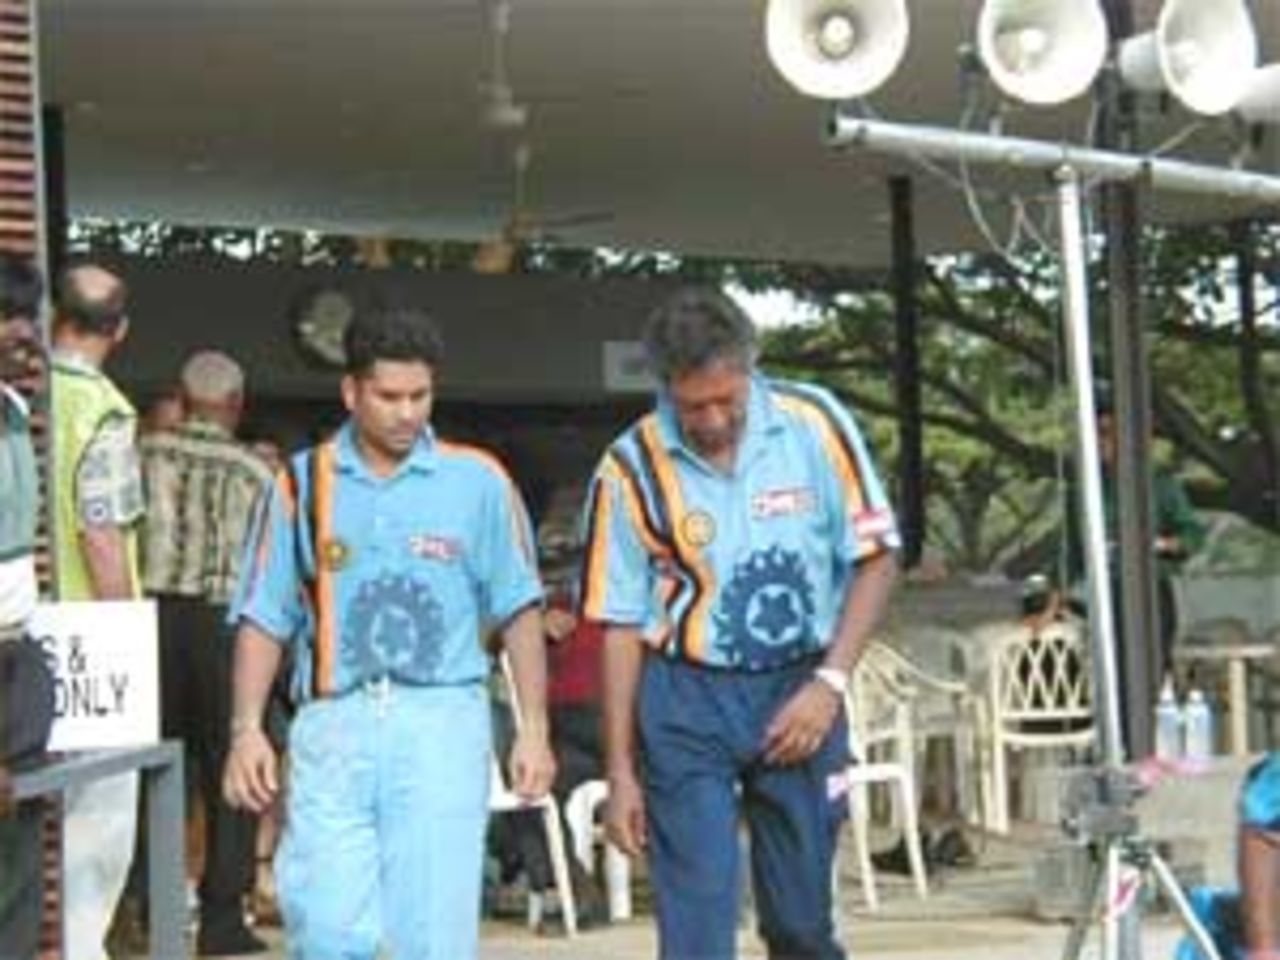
[0,765,13,818]
[604,766,647,857]
[508,728,556,800]
[223,727,278,814]
[762,680,842,766]
[544,608,577,643]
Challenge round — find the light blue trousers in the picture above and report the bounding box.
[278,682,491,960]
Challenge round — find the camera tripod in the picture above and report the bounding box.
[1059,767,1221,960]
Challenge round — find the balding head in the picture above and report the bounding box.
[180,349,245,431]
[56,264,127,338]
[181,350,244,405]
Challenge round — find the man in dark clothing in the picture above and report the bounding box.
[1060,404,1205,753]
[0,252,53,960]
[139,349,273,956]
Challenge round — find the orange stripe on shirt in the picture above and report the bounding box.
[773,392,868,514]
[636,418,716,662]
[580,466,616,620]
[606,448,688,649]
[312,442,337,698]
[606,451,671,561]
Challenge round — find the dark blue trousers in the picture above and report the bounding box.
[638,655,848,960]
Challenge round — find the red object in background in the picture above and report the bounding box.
[546,596,604,708]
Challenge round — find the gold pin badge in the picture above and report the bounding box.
[320,537,351,571]
[681,510,716,548]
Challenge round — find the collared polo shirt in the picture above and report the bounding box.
[582,376,899,671]
[234,422,541,700]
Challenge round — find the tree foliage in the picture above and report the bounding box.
[70,215,1280,571]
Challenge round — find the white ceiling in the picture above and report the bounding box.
[37,0,1280,268]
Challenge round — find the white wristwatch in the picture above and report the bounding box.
[813,666,849,697]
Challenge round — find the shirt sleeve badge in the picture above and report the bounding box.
[852,507,898,542]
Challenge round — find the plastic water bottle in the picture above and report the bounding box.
[1183,688,1214,765]
[1154,677,1182,760]
[604,843,633,921]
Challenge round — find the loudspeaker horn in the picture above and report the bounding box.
[1237,65,1280,127]
[764,0,909,100]
[1118,0,1258,116]
[976,0,1108,105]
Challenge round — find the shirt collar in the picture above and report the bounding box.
[177,416,233,441]
[0,383,29,419]
[333,419,437,479]
[654,373,783,460]
[50,348,101,377]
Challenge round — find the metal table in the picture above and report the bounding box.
[10,742,185,960]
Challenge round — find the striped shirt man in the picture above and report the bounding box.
[140,418,272,606]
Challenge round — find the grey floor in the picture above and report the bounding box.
[149,823,1196,959]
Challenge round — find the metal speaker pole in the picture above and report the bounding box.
[1054,166,1125,770]
[1054,165,1222,960]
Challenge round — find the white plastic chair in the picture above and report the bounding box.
[490,655,578,936]
[564,779,633,921]
[839,646,929,910]
[978,619,1095,834]
[871,639,988,830]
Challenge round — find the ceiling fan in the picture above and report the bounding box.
[472,1,615,273]
[471,141,615,274]
[478,0,528,133]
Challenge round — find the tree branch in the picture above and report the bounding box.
[825,382,1058,476]
[1233,221,1279,524]
[1149,386,1236,480]
[1155,318,1280,353]
[923,266,1057,374]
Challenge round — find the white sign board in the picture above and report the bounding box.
[27,600,159,751]
[602,340,656,394]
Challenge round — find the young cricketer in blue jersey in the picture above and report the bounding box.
[223,307,555,960]
[584,288,899,960]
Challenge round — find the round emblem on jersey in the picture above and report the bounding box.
[713,545,817,669]
[680,510,716,548]
[343,574,444,681]
[320,537,351,571]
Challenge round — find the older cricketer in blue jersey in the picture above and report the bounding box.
[583,287,899,960]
